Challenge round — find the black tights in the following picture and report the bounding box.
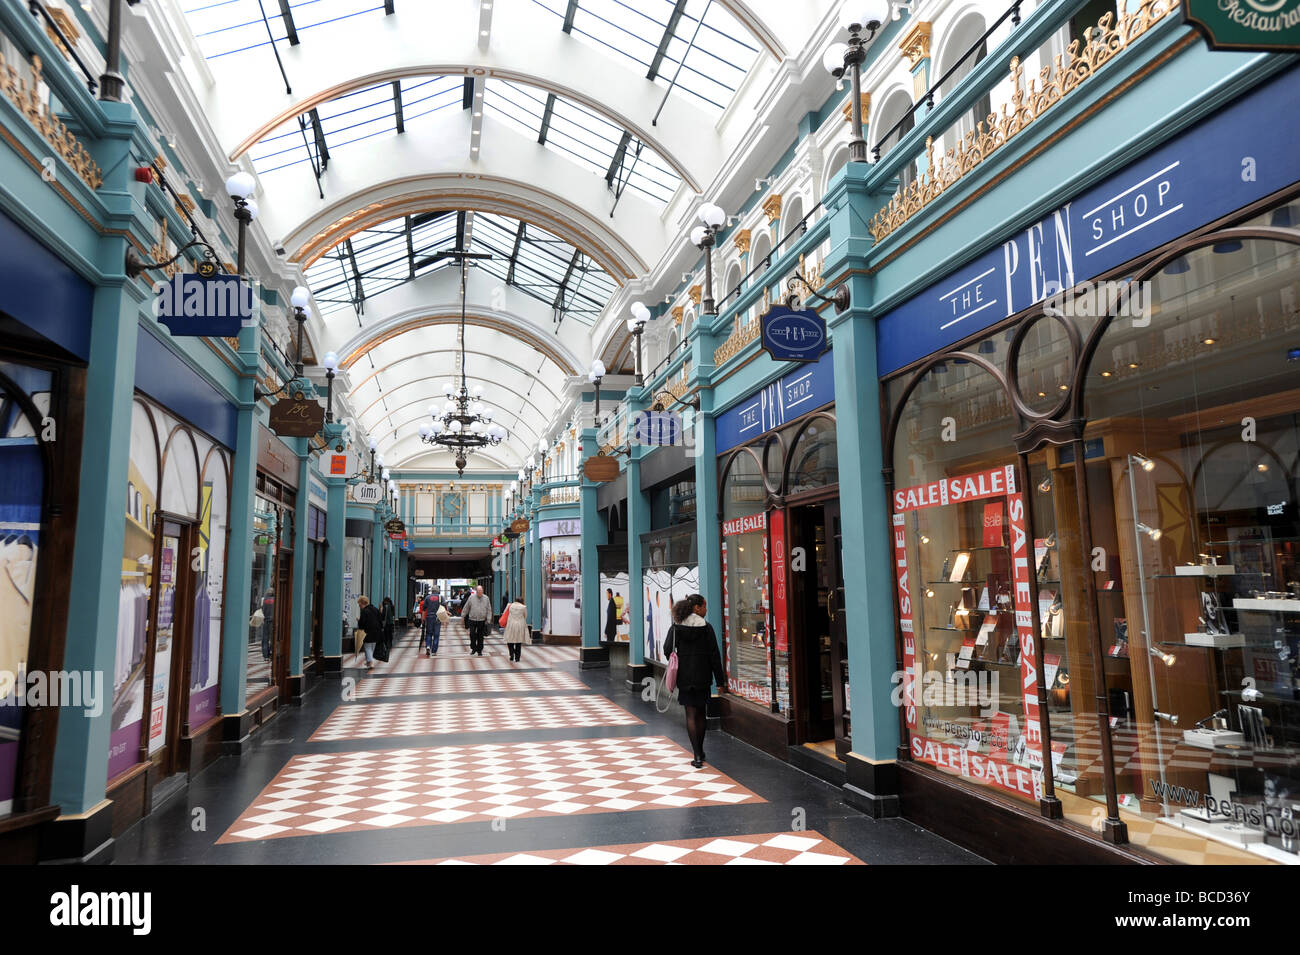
[685,705,707,760]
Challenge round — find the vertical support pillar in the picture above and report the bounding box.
[692,392,723,680]
[625,449,650,686]
[288,438,311,701]
[825,161,901,817]
[217,287,261,753]
[50,105,139,836]
[321,425,347,672]
[526,487,542,637]
[579,427,608,668]
[370,504,385,606]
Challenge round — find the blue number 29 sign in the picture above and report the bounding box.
[761,304,828,363]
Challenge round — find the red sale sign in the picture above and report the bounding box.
[910,735,1042,799]
[722,512,767,537]
[892,464,1016,513]
[770,509,788,654]
[1007,490,1043,774]
[893,512,917,732]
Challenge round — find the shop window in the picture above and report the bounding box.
[0,362,51,816]
[1079,236,1300,862]
[642,526,699,665]
[888,353,1047,804]
[786,415,838,494]
[722,449,776,707]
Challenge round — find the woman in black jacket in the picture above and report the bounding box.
[356,596,384,670]
[664,593,726,768]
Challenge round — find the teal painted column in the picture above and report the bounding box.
[217,271,262,741]
[578,427,609,667]
[51,104,142,815]
[825,162,902,815]
[370,504,385,604]
[321,424,347,666]
[691,393,724,675]
[526,489,542,632]
[625,449,649,676]
[288,438,311,693]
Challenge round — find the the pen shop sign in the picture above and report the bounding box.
[268,391,325,437]
[1184,0,1300,50]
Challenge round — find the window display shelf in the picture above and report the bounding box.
[1233,597,1300,613]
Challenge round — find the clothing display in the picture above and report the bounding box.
[116,580,149,694]
[191,573,211,690]
[0,533,36,679]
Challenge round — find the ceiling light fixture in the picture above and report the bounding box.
[418,250,507,474]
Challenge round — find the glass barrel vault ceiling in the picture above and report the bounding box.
[304,210,617,325]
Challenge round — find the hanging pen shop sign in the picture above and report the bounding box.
[1184,0,1300,50]
[152,270,257,337]
[760,304,828,363]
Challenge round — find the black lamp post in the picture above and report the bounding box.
[588,359,605,426]
[626,305,648,386]
[322,352,338,423]
[690,202,727,316]
[224,172,258,277]
[823,2,889,164]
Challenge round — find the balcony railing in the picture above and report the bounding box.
[867,0,1182,244]
[406,521,499,540]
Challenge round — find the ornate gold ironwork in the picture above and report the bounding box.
[713,315,762,366]
[0,52,103,189]
[868,0,1179,244]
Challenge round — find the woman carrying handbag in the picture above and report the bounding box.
[663,593,726,768]
[502,595,527,662]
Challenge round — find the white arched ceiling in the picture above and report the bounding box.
[267,112,664,278]
[189,3,730,189]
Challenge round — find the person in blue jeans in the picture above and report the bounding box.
[422,591,442,657]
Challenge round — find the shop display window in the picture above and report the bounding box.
[721,449,774,706]
[642,525,698,665]
[1080,235,1300,863]
[0,362,50,816]
[883,197,1300,862]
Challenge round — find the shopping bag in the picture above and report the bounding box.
[499,609,510,628]
[373,638,390,663]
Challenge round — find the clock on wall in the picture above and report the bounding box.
[439,491,465,520]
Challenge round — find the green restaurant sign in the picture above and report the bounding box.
[1184,0,1300,50]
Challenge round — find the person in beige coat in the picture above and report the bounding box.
[502,595,528,662]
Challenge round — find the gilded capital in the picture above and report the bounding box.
[898,21,932,68]
[761,194,782,223]
[841,92,870,124]
[672,306,684,325]
[734,229,752,255]
[688,284,702,305]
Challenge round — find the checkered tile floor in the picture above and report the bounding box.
[309,695,642,741]
[218,736,763,843]
[406,831,862,865]
[355,671,590,698]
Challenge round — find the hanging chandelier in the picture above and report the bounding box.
[419,251,508,475]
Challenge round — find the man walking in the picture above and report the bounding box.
[422,590,442,657]
[462,585,492,655]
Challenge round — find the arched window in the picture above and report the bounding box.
[785,414,838,494]
[935,13,992,155]
[873,89,918,190]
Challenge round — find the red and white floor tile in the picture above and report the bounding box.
[405,831,862,865]
[308,694,642,741]
[354,671,590,698]
[218,736,763,843]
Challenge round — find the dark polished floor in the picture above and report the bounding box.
[114,623,985,865]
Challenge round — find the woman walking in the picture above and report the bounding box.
[355,595,383,670]
[664,593,726,768]
[502,595,528,662]
[380,596,395,656]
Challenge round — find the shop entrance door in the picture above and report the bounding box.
[790,498,847,749]
[147,518,196,778]
[272,551,293,698]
